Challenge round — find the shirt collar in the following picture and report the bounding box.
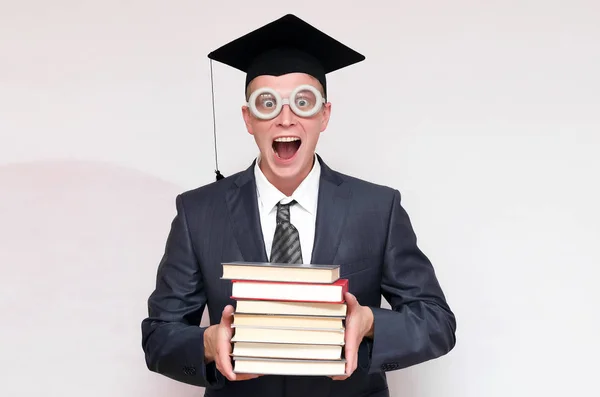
[254,154,321,215]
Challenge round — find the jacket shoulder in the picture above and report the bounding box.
[334,170,399,198]
[177,169,247,207]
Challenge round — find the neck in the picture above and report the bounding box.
[260,156,315,197]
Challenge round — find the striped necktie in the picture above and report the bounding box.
[270,200,303,264]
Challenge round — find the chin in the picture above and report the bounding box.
[273,164,304,180]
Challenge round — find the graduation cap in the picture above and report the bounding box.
[206,14,366,181]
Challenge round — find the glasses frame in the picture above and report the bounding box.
[246,84,326,120]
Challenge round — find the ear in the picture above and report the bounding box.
[242,106,254,135]
[320,102,332,132]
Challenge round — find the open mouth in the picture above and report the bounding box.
[272,137,301,161]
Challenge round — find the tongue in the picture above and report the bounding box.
[274,141,300,160]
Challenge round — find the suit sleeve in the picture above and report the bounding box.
[365,189,457,374]
[141,194,225,389]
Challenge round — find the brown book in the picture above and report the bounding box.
[222,261,340,283]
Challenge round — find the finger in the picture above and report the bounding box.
[216,352,236,381]
[330,342,357,381]
[217,336,234,378]
[221,305,235,327]
[342,318,360,377]
[235,373,261,381]
[330,372,350,381]
[347,351,358,377]
[330,354,356,381]
[344,292,358,310]
[344,341,358,378]
[217,320,236,380]
[332,293,359,381]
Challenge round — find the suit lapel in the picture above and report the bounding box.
[225,163,269,263]
[310,156,351,265]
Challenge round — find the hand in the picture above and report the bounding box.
[204,305,261,381]
[331,292,374,381]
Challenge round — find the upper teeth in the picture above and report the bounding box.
[274,137,300,142]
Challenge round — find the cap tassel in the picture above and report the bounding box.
[210,59,225,181]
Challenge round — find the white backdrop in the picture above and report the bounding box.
[1,1,599,396]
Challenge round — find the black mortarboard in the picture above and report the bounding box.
[208,14,365,98]
[207,14,365,180]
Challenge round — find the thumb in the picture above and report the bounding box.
[221,305,234,326]
[344,292,358,309]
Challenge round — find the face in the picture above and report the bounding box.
[242,72,331,188]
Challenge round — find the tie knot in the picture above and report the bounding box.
[276,200,296,223]
[277,199,296,210]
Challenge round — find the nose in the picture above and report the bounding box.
[277,104,296,127]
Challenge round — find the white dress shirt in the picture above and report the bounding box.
[254,155,321,264]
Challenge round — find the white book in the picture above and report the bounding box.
[232,342,343,360]
[222,261,340,283]
[233,357,347,376]
[231,326,345,345]
[233,313,344,330]
[235,300,347,317]
[231,279,347,303]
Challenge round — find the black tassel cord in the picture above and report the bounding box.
[210,59,225,181]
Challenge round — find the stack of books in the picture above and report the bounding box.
[220,261,348,376]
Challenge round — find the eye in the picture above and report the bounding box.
[294,89,317,110]
[256,94,277,110]
[296,97,310,108]
[262,99,275,108]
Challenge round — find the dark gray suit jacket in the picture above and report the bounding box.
[141,156,456,397]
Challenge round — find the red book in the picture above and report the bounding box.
[231,278,348,303]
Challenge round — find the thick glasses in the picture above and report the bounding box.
[246,84,325,120]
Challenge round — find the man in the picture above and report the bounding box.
[141,14,456,397]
